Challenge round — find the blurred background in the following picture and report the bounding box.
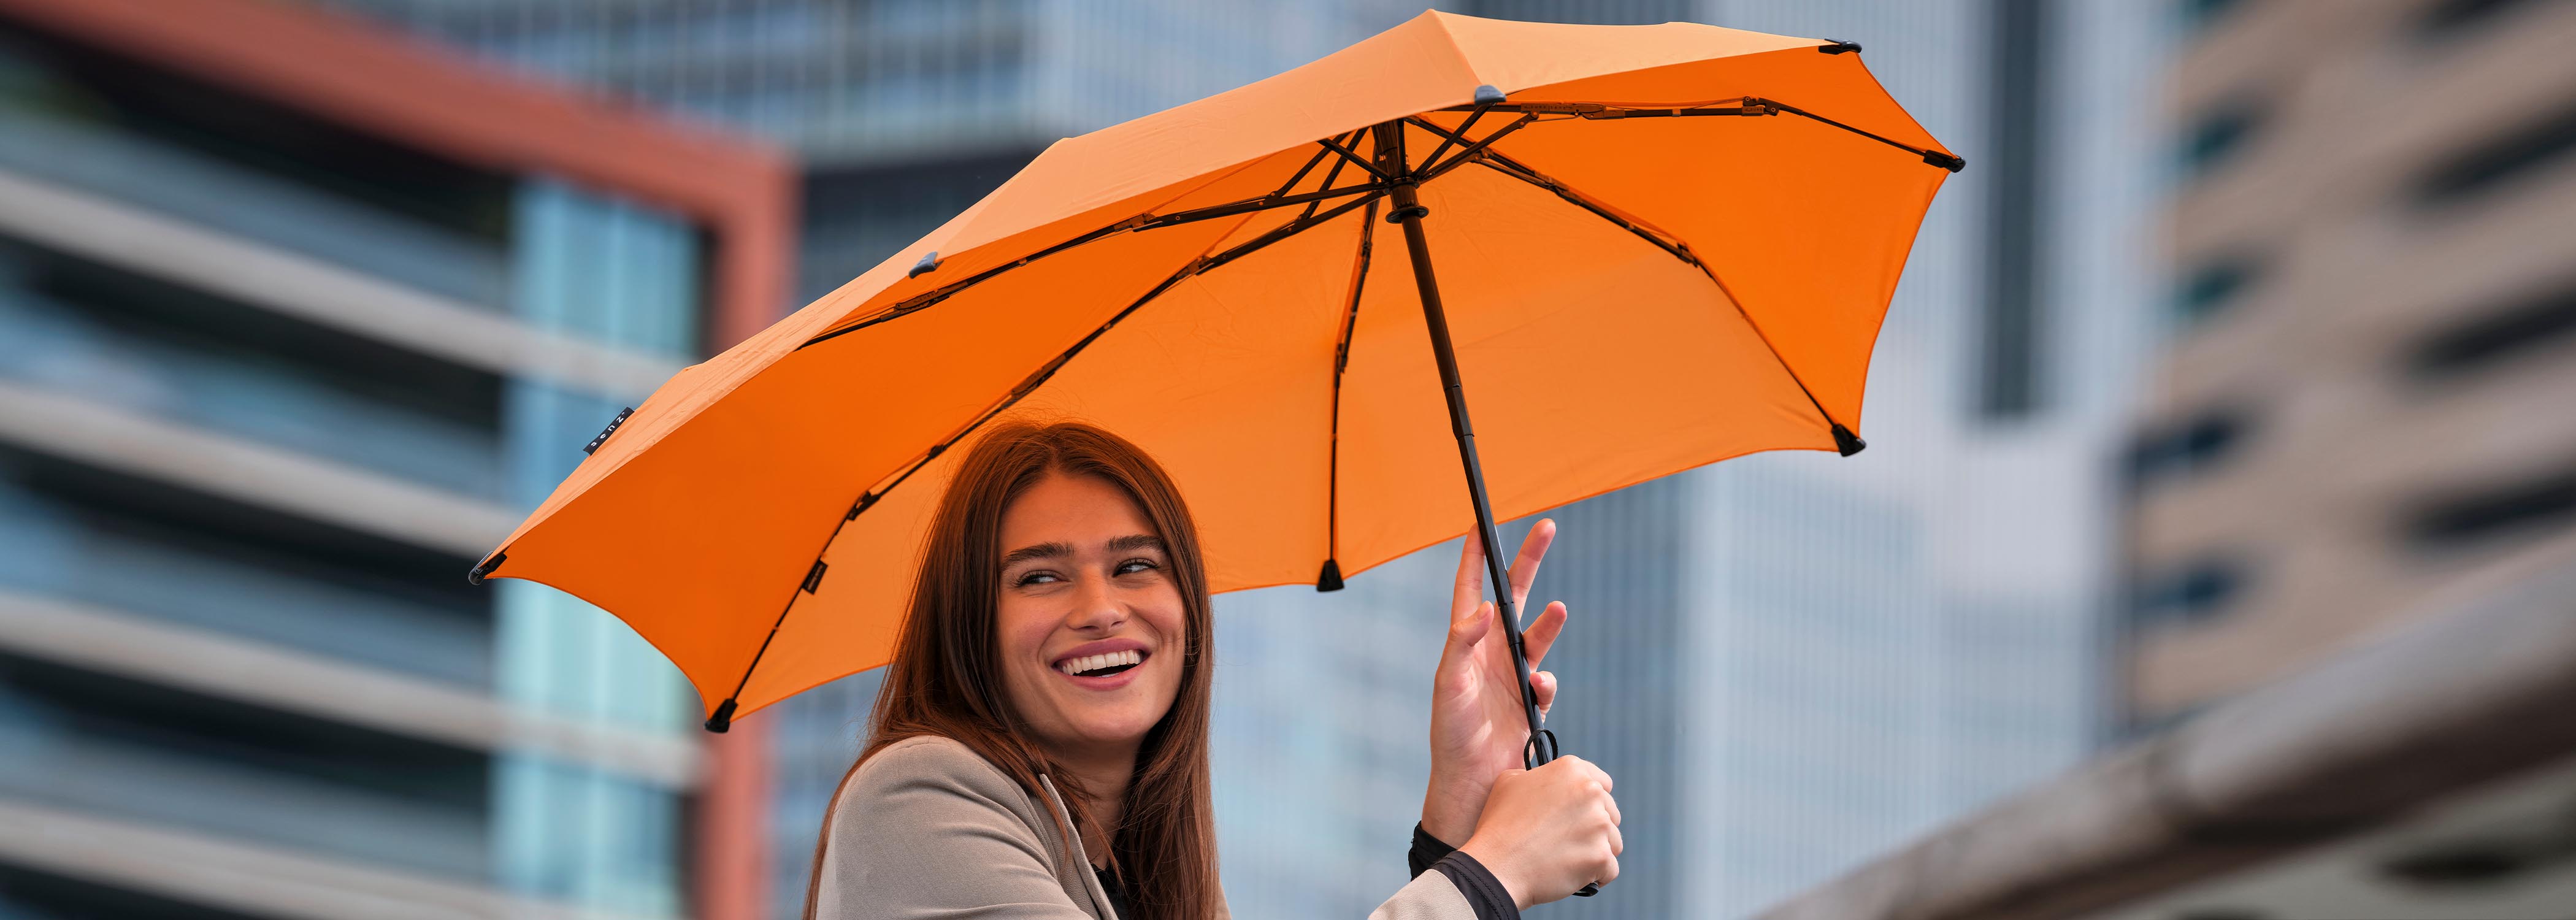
[0,1,2569,919]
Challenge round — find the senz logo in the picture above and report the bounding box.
[584,407,636,454]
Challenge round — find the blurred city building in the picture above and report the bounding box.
[0,1,791,918]
[2123,0,2576,724]
[1746,2,2576,918]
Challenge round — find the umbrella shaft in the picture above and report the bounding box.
[1386,177,1552,767]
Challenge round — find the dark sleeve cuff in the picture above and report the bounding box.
[1407,822,1460,878]
[1427,850,1520,920]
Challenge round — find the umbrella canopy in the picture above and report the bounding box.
[471,10,1960,729]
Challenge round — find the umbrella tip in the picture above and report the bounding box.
[1923,150,1967,172]
[1819,39,1861,55]
[1473,85,1506,106]
[1831,423,1868,457]
[703,698,738,733]
[1316,558,1346,592]
[909,251,941,278]
[466,551,505,585]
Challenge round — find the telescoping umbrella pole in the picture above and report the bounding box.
[1373,119,1600,898]
[1370,120,1555,768]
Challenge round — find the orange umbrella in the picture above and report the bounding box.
[470,12,1960,756]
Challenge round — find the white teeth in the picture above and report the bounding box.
[1056,649,1144,676]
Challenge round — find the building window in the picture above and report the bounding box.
[1980,0,2050,420]
[2414,0,2546,39]
[2178,0,2250,33]
[2404,466,2576,552]
[2413,96,2576,205]
[2180,101,2264,179]
[2405,280,2576,382]
[2128,409,2249,488]
[2175,255,2261,326]
[2129,557,2250,629]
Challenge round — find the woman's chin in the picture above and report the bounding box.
[1058,710,1165,748]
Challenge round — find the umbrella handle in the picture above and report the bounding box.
[1520,730,1601,898]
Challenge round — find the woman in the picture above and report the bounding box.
[808,421,1621,919]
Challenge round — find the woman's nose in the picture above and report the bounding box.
[1064,575,1126,631]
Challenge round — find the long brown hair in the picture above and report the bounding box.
[804,420,1220,919]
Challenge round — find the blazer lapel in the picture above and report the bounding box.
[1038,774,1117,919]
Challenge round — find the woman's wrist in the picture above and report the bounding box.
[1419,769,1489,846]
[1454,835,1533,911]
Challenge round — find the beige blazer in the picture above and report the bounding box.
[815,735,1492,919]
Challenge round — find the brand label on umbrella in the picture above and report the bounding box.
[584,407,636,455]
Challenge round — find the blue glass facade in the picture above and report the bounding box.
[0,15,713,918]
[492,179,703,914]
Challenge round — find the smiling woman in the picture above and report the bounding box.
[803,421,1623,919]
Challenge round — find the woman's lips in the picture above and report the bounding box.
[1052,648,1149,691]
[1056,662,1145,691]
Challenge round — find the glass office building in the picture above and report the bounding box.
[0,1,791,918]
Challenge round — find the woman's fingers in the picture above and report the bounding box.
[1451,532,1487,621]
[1531,670,1556,715]
[1522,602,1568,667]
[1506,519,1556,611]
[1447,601,1495,657]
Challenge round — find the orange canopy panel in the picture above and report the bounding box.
[473,11,1958,724]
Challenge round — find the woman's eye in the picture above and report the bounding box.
[1014,570,1062,587]
[1115,558,1159,576]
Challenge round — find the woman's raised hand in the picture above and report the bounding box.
[1421,518,1570,846]
[1458,756,1622,908]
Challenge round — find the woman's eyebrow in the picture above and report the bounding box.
[1106,534,1164,554]
[1000,541,1074,568]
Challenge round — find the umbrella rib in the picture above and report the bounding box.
[1752,97,1966,172]
[801,177,1386,351]
[1271,130,1354,200]
[1315,132,1396,183]
[1468,151,1852,439]
[1299,136,1363,221]
[1404,112,1538,182]
[710,191,1389,727]
[1321,198,1379,581]
[1441,98,1963,172]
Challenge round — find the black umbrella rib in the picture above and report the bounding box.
[709,191,1388,729]
[1299,137,1364,221]
[799,216,1148,349]
[1319,199,1378,587]
[1405,113,1538,182]
[1316,132,1397,183]
[1747,97,1965,172]
[1271,130,1357,200]
[802,142,1389,351]
[1468,151,1850,442]
[1434,97,1963,172]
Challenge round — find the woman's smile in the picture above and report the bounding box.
[1049,638,1152,688]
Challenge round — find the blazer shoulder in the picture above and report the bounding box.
[840,735,1038,819]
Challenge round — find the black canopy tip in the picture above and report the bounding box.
[466,551,505,586]
[1924,150,1967,172]
[1819,39,1861,55]
[703,698,738,733]
[908,251,941,278]
[1831,423,1868,457]
[1316,558,1346,592]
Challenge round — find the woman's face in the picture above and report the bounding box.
[995,470,1188,761]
